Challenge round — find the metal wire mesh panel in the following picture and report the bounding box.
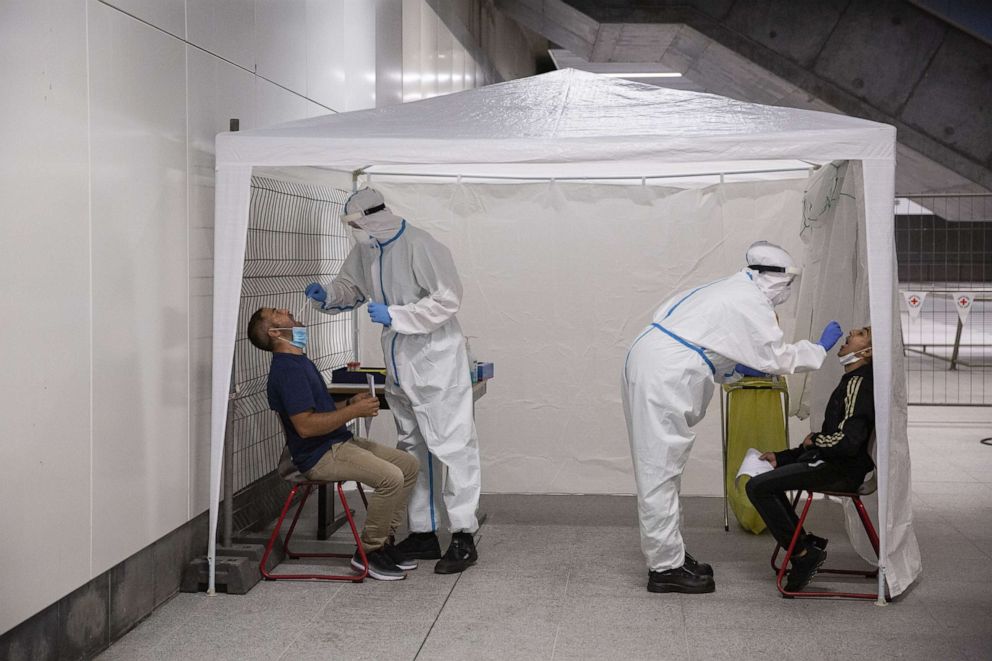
[896,194,991,405]
[230,176,354,492]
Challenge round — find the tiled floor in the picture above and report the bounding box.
[99,407,992,660]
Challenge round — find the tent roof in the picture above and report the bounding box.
[216,69,895,175]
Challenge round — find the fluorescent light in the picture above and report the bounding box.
[600,72,682,78]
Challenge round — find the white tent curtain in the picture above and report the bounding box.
[367,179,813,496]
[209,69,921,597]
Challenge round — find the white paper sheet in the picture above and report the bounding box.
[735,448,775,488]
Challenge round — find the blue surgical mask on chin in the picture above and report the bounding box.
[273,327,308,350]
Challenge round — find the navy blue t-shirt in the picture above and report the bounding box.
[267,353,352,473]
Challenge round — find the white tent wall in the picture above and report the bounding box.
[365,179,815,496]
[208,70,921,598]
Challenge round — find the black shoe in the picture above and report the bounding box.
[395,532,442,560]
[684,552,713,577]
[785,544,827,592]
[351,549,406,581]
[805,534,829,551]
[382,542,418,571]
[647,566,715,594]
[434,532,478,574]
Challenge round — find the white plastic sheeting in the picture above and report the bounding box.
[211,69,919,597]
[368,180,810,497]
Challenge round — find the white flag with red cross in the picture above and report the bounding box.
[953,292,973,326]
[901,291,926,320]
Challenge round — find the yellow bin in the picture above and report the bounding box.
[720,377,790,534]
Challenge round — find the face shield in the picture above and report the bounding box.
[341,187,403,240]
[745,240,801,306]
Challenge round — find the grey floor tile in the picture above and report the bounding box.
[813,629,989,661]
[553,604,687,661]
[279,619,429,661]
[96,593,207,661]
[686,627,820,661]
[418,615,559,661]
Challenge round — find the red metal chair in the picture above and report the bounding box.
[260,473,370,582]
[771,483,881,600]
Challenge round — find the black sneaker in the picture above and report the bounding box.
[684,552,713,577]
[382,542,418,570]
[395,532,442,560]
[785,544,827,592]
[648,566,716,594]
[434,532,478,574]
[351,549,406,581]
[806,534,829,551]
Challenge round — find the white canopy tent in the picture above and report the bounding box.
[210,69,920,598]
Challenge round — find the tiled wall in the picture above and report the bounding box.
[0,0,380,636]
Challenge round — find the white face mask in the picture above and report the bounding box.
[768,281,792,306]
[839,347,871,366]
[350,227,373,246]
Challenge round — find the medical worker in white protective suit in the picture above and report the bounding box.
[621,241,843,594]
[305,187,481,575]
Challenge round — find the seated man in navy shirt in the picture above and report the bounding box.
[248,307,419,581]
[746,326,876,593]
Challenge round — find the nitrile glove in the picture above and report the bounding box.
[305,283,327,303]
[817,320,843,351]
[368,302,392,327]
[735,364,767,378]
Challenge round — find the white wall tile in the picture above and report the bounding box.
[255,0,307,93]
[187,47,255,515]
[102,0,186,39]
[308,100,333,118]
[305,0,346,111]
[255,76,309,127]
[0,0,92,634]
[88,1,190,574]
[187,0,255,71]
[341,0,377,110]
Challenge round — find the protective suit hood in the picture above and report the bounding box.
[342,187,403,240]
[745,241,798,306]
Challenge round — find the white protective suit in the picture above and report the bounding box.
[313,192,481,534]
[622,259,827,572]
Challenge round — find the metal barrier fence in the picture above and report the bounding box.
[230,176,355,493]
[896,194,991,405]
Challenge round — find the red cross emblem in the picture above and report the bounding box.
[908,296,920,307]
[958,297,970,307]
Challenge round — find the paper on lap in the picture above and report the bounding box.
[735,448,774,488]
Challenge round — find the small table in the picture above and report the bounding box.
[312,378,490,539]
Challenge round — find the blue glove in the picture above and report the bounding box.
[368,302,392,327]
[818,320,843,351]
[305,283,327,303]
[735,364,767,378]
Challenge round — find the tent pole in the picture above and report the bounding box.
[351,171,360,364]
[222,380,238,548]
[361,166,812,182]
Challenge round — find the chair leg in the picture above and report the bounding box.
[283,484,314,558]
[356,482,369,510]
[776,492,814,597]
[339,482,368,580]
[770,490,804,573]
[261,485,300,580]
[853,496,880,556]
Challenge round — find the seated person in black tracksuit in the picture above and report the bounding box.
[746,326,875,592]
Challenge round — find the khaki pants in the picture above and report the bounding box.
[304,437,418,552]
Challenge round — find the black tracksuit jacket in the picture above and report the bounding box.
[774,362,876,483]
